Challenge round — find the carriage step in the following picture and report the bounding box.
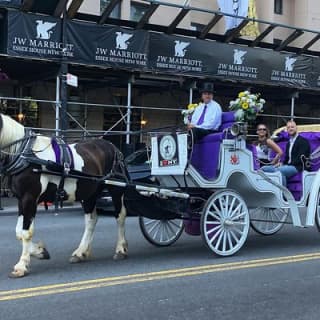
[104,179,189,199]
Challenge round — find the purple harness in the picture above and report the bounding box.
[51,138,75,170]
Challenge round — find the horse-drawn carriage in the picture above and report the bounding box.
[98,111,320,256]
[1,111,320,277]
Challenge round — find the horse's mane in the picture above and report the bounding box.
[0,114,25,155]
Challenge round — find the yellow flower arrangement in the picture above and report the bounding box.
[229,90,265,122]
[181,103,199,124]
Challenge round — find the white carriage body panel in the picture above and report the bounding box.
[150,132,320,228]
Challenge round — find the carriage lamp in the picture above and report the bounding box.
[17,112,25,123]
[230,122,247,137]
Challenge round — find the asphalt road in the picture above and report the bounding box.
[1,210,320,320]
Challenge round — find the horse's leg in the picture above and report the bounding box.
[112,194,128,260]
[70,206,98,263]
[11,195,38,278]
[15,199,50,261]
[29,241,50,260]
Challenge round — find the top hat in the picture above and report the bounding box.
[199,82,215,94]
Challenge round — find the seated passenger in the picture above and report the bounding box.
[262,120,310,185]
[254,123,283,167]
[187,82,222,143]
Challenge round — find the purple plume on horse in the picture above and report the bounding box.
[0,113,129,278]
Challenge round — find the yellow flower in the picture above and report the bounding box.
[238,92,245,98]
[242,102,249,110]
[187,103,198,110]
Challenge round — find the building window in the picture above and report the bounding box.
[100,0,121,18]
[274,0,283,15]
[131,1,149,22]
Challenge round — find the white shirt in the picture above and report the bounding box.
[190,100,222,130]
[288,134,298,164]
[256,143,270,161]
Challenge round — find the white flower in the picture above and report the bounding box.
[235,109,245,121]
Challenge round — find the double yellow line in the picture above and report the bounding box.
[1,252,320,301]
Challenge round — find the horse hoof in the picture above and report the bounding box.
[69,255,83,264]
[113,252,128,260]
[40,248,50,260]
[8,270,28,278]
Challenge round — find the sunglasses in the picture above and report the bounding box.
[257,128,267,131]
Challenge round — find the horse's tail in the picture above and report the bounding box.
[113,146,130,183]
[101,140,130,183]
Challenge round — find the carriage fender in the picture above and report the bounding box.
[305,170,320,226]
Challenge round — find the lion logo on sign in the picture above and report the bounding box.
[36,20,57,40]
[233,49,247,65]
[174,41,190,57]
[285,57,297,71]
[115,32,133,50]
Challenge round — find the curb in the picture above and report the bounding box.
[0,204,82,217]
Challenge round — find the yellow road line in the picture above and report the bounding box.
[1,251,320,301]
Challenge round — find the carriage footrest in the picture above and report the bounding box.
[104,179,190,199]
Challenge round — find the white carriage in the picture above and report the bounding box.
[138,116,320,256]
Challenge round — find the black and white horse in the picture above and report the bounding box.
[0,114,129,278]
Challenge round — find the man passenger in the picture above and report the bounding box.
[262,120,310,185]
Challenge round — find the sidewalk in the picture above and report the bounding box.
[0,196,81,215]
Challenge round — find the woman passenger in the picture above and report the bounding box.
[255,124,283,167]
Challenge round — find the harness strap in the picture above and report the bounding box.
[0,130,36,175]
[51,137,75,208]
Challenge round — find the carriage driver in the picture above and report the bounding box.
[187,82,222,142]
[262,120,311,186]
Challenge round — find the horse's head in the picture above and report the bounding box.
[0,113,25,153]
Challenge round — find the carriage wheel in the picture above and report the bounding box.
[250,207,288,236]
[139,217,184,247]
[201,189,250,256]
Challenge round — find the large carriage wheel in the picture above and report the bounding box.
[139,217,184,247]
[201,189,250,256]
[250,207,288,236]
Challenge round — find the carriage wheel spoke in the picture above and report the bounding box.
[147,220,161,234]
[170,220,182,229]
[166,220,177,236]
[226,231,234,250]
[222,230,227,252]
[209,227,223,244]
[231,210,247,221]
[213,229,224,250]
[208,207,222,221]
[229,229,240,243]
[206,223,221,235]
[227,197,237,217]
[229,202,242,219]
[218,198,226,218]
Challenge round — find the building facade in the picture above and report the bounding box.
[1,0,320,150]
[79,0,320,50]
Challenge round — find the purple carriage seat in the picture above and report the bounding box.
[190,112,235,180]
[246,144,260,171]
[270,131,320,200]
